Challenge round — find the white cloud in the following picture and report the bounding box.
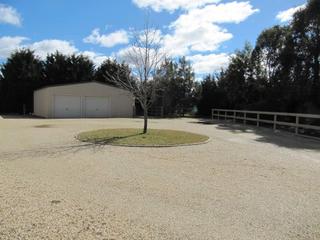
[115,46,136,64]
[117,1,258,74]
[276,4,306,23]
[163,24,232,56]
[29,40,78,59]
[163,1,259,56]
[29,40,111,66]
[172,1,259,25]
[132,0,221,12]
[187,53,230,74]
[0,4,22,26]
[116,47,230,74]
[116,45,164,67]
[81,51,110,66]
[0,37,78,60]
[0,37,110,67]
[0,36,27,59]
[84,28,129,48]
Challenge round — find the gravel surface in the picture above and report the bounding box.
[0,117,320,240]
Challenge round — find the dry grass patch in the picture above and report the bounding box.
[77,128,209,147]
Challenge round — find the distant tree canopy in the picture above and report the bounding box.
[94,59,131,86]
[0,49,43,113]
[197,74,224,116]
[44,52,95,85]
[0,49,195,116]
[198,0,320,115]
[154,57,197,116]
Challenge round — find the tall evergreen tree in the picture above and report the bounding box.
[0,49,44,113]
[292,0,320,111]
[94,59,130,86]
[217,43,253,109]
[154,57,196,116]
[198,74,219,115]
[44,52,94,85]
[176,57,195,114]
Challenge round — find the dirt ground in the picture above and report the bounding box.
[0,116,320,240]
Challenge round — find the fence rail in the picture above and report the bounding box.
[212,108,320,139]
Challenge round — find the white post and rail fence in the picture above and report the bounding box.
[212,108,320,140]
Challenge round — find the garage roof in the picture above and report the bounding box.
[35,81,127,92]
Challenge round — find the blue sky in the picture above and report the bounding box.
[0,0,306,75]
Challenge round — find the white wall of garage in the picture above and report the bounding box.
[34,82,134,118]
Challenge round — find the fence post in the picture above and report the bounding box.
[244,112,247,125]
[233,111,236,123]
[273,114,277,131]
[295,116,299,135]
[257,113,260,127]
[133,105,136,118]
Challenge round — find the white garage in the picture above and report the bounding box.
[34,82,134,118]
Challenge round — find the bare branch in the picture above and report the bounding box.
[103,16,167,133]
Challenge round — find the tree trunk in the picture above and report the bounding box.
[313,53,320,105]
[143,107,148,134]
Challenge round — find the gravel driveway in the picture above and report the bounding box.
[0,117,320,239]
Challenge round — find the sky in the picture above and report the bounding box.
[0,0,307,77]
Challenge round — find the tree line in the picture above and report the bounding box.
[198,0,320,115]
[1,0,319,116]
[0,49,196,115]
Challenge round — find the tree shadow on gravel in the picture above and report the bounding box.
[0,142,108,161]
[81,132,144,145]
[1,132,148,161]
[0,114,43,119]
[191,119,320,151]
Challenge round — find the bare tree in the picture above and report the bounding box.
[105,20,166,133]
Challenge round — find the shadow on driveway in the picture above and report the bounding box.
[0,114,43,119]
[190,118,320,151]
[0,142,107,161]
[80,132,144,145]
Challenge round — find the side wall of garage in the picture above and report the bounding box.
[34,88,50,118]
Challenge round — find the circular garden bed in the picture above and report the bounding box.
[77,128,209,147]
